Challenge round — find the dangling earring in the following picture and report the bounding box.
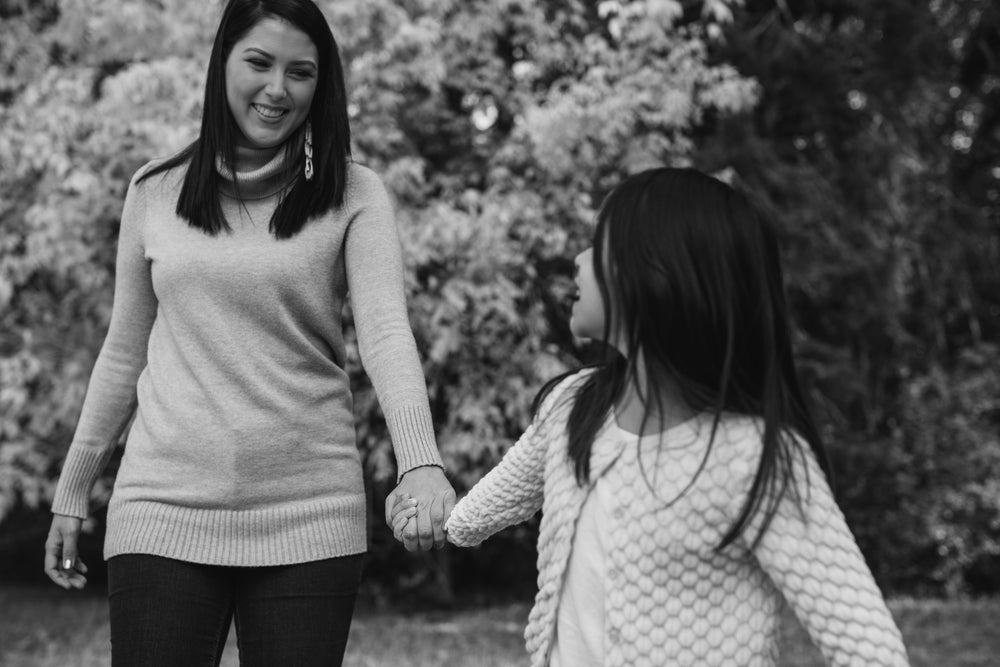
[304,120,314,182]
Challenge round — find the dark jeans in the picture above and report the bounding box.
[107,552,365,667]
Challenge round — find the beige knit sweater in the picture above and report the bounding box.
[446,371,910,666]
[52,149,443,565]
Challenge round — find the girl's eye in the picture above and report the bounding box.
[247,59,268,68]
[290,70,314,80]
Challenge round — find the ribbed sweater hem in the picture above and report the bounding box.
[104,495,367,566]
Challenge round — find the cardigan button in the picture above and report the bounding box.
[608,628,621,643]
[613,506,625,519]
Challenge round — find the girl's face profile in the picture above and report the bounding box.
[570,247,606,341]
[225,17,318,151]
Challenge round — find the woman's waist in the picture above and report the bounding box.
[130,376,356,447]
[135,359,353,422]
[116,425,365,510]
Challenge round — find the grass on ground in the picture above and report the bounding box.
[2,585,998,666]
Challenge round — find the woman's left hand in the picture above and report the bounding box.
[385,466,455,551]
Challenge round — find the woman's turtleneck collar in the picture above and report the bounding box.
[216,144,297,200]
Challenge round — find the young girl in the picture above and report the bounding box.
[393,167,910,666]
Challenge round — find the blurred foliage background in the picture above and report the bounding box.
[1,0,998,601]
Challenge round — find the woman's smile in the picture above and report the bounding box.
[251,103,289,121]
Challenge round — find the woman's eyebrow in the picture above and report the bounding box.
[243,47,274,58]
[243,47,317,69]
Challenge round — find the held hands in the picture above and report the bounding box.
[389,494,427,545]
[44,514,89,590]
[384,465,455,551]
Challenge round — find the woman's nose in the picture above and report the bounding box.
[265,74,287,100]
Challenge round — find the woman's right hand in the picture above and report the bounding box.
[44,514,89,590]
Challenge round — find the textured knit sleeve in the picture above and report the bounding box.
[50,166,158,519]
[343,166,443,478]
[734,436,910,666]
[446,378,572,547]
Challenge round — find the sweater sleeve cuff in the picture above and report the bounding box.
[384,404,444,480]
[50,446,110,518]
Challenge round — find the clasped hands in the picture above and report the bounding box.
[384,465,456,551]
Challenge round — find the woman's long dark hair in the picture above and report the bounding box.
[536,167,830,551]
[138,0,351,238]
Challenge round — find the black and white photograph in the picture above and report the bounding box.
[1,0,997,665]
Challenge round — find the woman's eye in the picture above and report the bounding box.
[247,59,268,68]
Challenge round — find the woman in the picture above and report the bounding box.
[43,0,453,664]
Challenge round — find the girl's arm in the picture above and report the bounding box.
[445,378,573,547]
[736,441,910,666]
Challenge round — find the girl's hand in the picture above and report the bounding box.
[389,494,419,543]
[44,514,89,590]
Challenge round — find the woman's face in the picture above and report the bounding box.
[225,17,318,150]
[570,247,607,341]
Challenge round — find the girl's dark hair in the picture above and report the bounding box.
[537,167,830,551]
[138,0,351,238]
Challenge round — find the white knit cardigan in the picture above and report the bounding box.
[446,371,910,667]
